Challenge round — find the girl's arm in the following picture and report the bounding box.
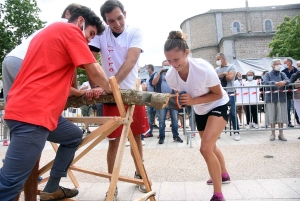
[180,84,223,106]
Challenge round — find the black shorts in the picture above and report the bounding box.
[195,104,229,131]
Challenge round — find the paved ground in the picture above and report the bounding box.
[1,120,300,201]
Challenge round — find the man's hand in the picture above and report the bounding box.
[275,81,286,87]
[85,87,105,100]
[179,93,194,105]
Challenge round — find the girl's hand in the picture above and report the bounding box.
[179,93,194,105]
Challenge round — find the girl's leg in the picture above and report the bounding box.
[200,115,227,194]
[198,132,228,174]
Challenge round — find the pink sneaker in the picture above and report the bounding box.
[210,195,226,201]
[3,140,9,146]
[207,174,231,185]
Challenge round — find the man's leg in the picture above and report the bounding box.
[229,96,239,130]
[170,109,180,139]
[43,116,82,195]
[145,106,154,136]
[107,138,121,174]
[157,108,167,143]
[0,120,48,200]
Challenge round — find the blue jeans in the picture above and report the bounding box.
[156,108,179,139]
[228,93,240,132]
[0,116,82,201]
[146,106,156,134]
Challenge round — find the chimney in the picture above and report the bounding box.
[245,0,251,32]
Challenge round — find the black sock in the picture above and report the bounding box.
[43,177,61,193]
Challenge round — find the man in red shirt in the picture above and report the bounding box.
[0,6,111,201]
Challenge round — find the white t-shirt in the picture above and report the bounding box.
[234,79,244,103]
[7,18,68,60]
[165,57,229,115]
[79,81,91,90]
[89,24,143,89]
[240,80,259,104]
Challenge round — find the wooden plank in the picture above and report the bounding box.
[71,122,120,165]
[70,166,148,185]
[39,119,119,176]
[127,80,155,201]
[106,76,135,201]
[66,117,126,125]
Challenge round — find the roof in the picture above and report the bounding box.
[233,57,298,76]
[180,3,300,28]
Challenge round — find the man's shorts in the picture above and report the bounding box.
[195,104,229,131]
[81,105,94,116]
[103,104,150,139]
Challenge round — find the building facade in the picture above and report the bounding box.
[180,3,300,66]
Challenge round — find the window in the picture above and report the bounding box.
[233,21,240,34]
[265,20,272,32]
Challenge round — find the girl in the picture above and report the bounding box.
[243,70,259,129]
[164,31,229,201]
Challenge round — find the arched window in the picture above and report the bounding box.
[233,21,240,34]
[265,20,272,32]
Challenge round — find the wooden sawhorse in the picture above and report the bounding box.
[19,77,156,201]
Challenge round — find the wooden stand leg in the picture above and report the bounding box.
[106,77,156,201]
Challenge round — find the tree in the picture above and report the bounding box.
[77,54,102,86]
[269,15,300,60]
[0,0,45,74]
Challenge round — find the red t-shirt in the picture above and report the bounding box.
[4,22,96,131]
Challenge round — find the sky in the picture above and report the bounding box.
[3,0,300,66]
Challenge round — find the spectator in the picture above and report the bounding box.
[144,64,157,138]
[152,60,183,144]
[263,59,289,141]
[233,72,244,125]
[282,58,299,126]
[290,61,300,139]
[215,53,240,141]
[80,81,94,134]
[243,70,259,129]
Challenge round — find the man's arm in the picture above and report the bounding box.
[71,70,78,89]
[84,62,111,93]
[88,51,100,88]
[225,71,235,81]
[114,47,141,84]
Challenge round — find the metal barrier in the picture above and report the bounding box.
[183,83,300,147]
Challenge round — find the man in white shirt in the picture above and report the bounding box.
[88,0,149,197]
[215,53,240,141]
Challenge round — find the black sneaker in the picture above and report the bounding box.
[87,130,91,135]
[173,137,183,143]
[158,138,164,144]
[82,129,86,134]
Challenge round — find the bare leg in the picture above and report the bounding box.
[107,138,121,176]
[198,132,228,174]
[199,115,227,193]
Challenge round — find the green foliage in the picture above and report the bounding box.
[0,0,45,75]
[269,15,300,60]
[77,54,102,86]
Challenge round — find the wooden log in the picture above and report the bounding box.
[65,90,171,109]
[0,90,172,110]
